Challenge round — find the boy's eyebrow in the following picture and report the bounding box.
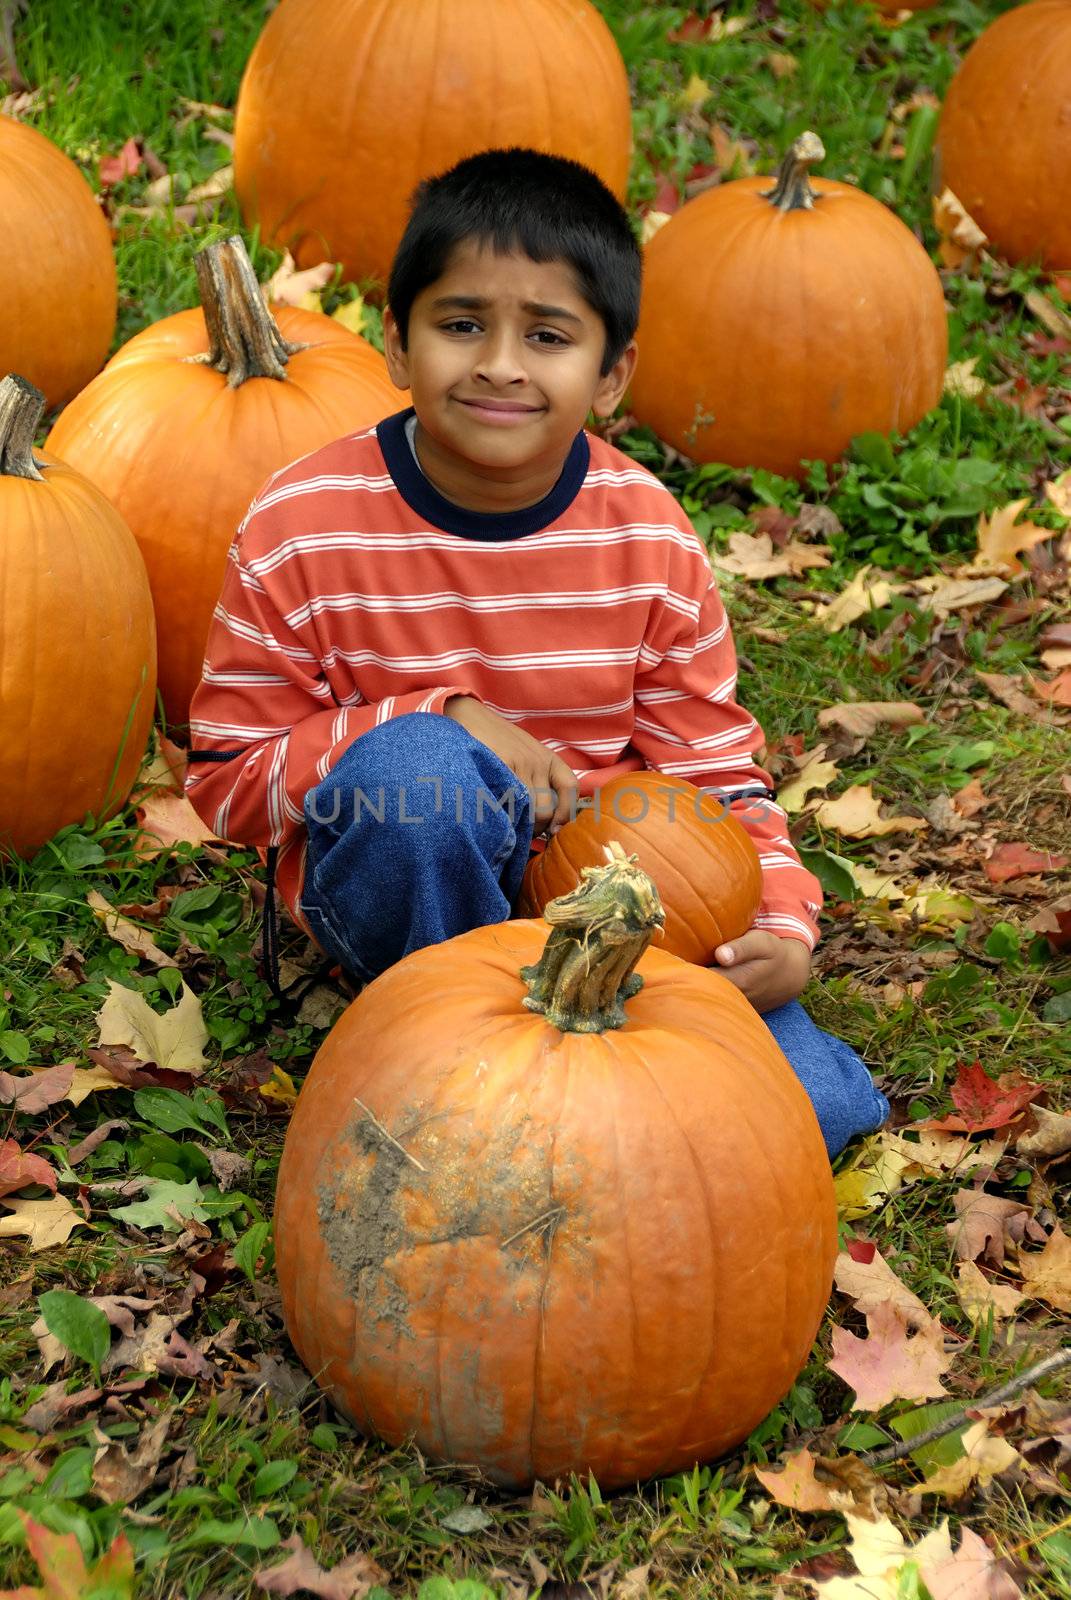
[430,294,584,324]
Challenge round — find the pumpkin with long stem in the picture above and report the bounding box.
[275,845,836,1489]
[0,376,156,858]
[47,235,399,727]
[0,116,117,409]
[233,0,632,288]
[517,772,763,965]
[631,132,948,479]
[938,0,1071,271]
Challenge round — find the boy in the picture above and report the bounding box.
[186,148,887,1157]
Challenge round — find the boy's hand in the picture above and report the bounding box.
[443,696,579,834]
[711,932,811,1014]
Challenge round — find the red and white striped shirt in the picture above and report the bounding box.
[186,408,822,949]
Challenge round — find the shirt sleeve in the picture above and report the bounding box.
[185,527,473,853]
[627,540,823,952]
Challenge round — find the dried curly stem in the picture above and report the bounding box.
[0,374,45,481]
[762,130,826,213]
[191,234,306,387]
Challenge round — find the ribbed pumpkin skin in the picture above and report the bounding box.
[233,0,632,287]
[47,308,399,726]
[938,0,1071,270]
[631,178,947,478]
[0,118,117,409]
[274,922,837,1489]
[0,452,156,857]
[518,773,763,965]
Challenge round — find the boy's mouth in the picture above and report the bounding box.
[453,397,545,426]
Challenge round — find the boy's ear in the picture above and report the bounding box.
[591,339,639,419]
[382,307,412,391]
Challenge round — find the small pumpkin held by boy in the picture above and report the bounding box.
[185,147,889,1483]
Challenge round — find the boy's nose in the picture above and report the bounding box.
[471,333,528,388]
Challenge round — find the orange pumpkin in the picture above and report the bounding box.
[233,0,632,288]
[0,376,156,858]
[518,772,763,964]
[0,117,117,409]
[631,132,948,478]
[274,848,836,1489]
[938,0,1071,270]
[47,236,399,727]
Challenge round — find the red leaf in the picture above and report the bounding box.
[920,1061,1045,1134]
[984,842,1069,883]
[846,1239,876,1264]
[648,171,680,215]
[667,13,713,43]
[1032,668,1071,708]
[98,137,142,187]
[1026,894,1071,952]
[0,1139,58,1199]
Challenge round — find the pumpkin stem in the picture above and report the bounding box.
[520,842,664,1034]
[0,374,46,482]
[762,130,826,213]
[191,235,308,387]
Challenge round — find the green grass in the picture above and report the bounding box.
[2,0,1070,1596]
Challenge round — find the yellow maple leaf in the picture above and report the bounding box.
[813,785,928,840]
[921,1419,1022,1498]
[95,980,208,1076]
[332,296,366,336]
[676,72,710,112]
[0,1194,85,1252]
[971,499,1054,575]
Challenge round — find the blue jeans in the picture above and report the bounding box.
[301,714,889,1159]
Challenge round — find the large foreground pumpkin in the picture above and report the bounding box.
[275,849,836,1489]
[631,132,947,478]
[0,376,156,858]
[518,772,763,964]
[0,117,117,409]
[48,236,399,726]
[233,0,632,287]
[938,0,1071,270]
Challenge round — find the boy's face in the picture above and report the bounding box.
[383,242,636,492]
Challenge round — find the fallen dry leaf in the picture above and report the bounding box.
[813,567,903,632]
[976,670,1060,722]
[87,890,178,969]
[95,979,208,1075]
[834,1240,939,1335]
[970,499,1055,576]
[1014,1104,1071,1159]
[253,1532,388,1599]
[848,862,907,901]
[0,1063,75,1114]
[713,531,831,580]
[984,842,1068,884]
[1025,286,1071,343]
[933,187,988,273]
[133,728,187,797]
[134,790,223,858]
[185,161,233,205]
[944,358,987,400]
[1032,668,1071,707]
[920,1419,1022,1499]
[1019,1224,1071,1312]
[828,1300,953,1410]
[913,573,1010,614]
[778,747,840,813]
[810,1514,1023,1600]
[817,701,923,740]
[953,779,993,819]
[91,1410,173,1504]
[62,1064,131,1107]
[264,251,336,310]
[918,1060,1045,1135]
[1045,469,1071,520]
[0,1139,58,1199]
[879,1128,1007,1181]
[945,1189,1046,1265]
[813,784,928,840]
[766,50,798,79]
[954,1262,1025,1326]
[99,135,142,186]
[754,1449,890,1519]
[0,1193,86,1251]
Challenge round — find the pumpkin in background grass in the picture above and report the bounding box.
[938,0,1071,270]
[517,772,763,965]
[0,117,117,409]
[0,376,156,858]
[274,847,837,1490]
[630,132,948,479]
[47,235,399,728]
[233,0,631,287]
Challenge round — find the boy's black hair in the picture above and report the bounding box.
[387,148,641,375]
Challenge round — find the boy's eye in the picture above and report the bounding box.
[442,318,482,335]
[530,329,570,347]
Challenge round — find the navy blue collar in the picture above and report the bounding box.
[376,407,590,541]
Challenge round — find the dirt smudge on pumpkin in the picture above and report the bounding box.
[317,1100,584,1336]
